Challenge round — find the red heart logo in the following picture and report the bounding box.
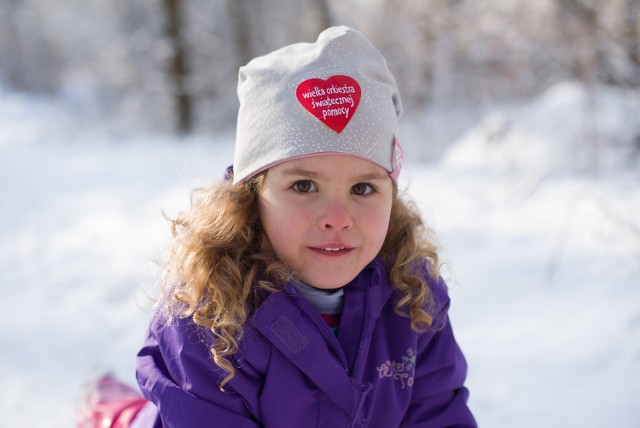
[296,75,361,133]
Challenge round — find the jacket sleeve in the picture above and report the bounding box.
[401,277,477,428]
[136,312,263,428]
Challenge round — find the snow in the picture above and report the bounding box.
[442,81,640,178]
[1,82,639,427]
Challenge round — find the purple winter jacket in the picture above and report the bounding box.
[136,257,476,427]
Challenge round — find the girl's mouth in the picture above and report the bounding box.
[309,245,354,256]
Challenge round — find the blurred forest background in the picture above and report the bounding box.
[2,0,639,147]
[2,2,640,426]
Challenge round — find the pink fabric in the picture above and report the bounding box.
[77,374,148,428]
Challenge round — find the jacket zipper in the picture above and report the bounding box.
[349,382,373,428]
[288,288,350,371]
[350,270,375,384]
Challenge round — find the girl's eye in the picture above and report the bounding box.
[351,183,373,196]
[292,180,317,193]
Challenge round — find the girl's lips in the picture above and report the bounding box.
[308,245,355,256]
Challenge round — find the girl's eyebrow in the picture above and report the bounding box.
[279,167,388,182]
[355,172,389,182]
[280,167,323,179]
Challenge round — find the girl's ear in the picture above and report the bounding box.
[224,165,234,181]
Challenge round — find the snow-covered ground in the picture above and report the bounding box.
[1,83,639,427]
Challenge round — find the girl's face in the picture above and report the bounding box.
[258,154,393,289]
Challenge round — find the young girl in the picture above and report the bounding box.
[133,26,476,427]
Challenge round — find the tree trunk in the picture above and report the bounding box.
[228,0,254,68]
[163,0,193,134]
[310,0,332,31]
[626,0,640,71]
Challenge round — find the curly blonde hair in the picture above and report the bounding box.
[161,172,440,388]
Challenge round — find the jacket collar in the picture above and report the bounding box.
[250,288,359,415]
[248,256,393,416]
[356,256,393,319]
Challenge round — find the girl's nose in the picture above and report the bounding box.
[318,197,353,231]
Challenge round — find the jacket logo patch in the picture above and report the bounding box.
[376,348,416,389]
[270,316,309,354]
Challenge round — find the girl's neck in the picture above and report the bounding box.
[291,279,344,315]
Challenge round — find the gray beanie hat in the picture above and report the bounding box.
[232,26,403,184]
